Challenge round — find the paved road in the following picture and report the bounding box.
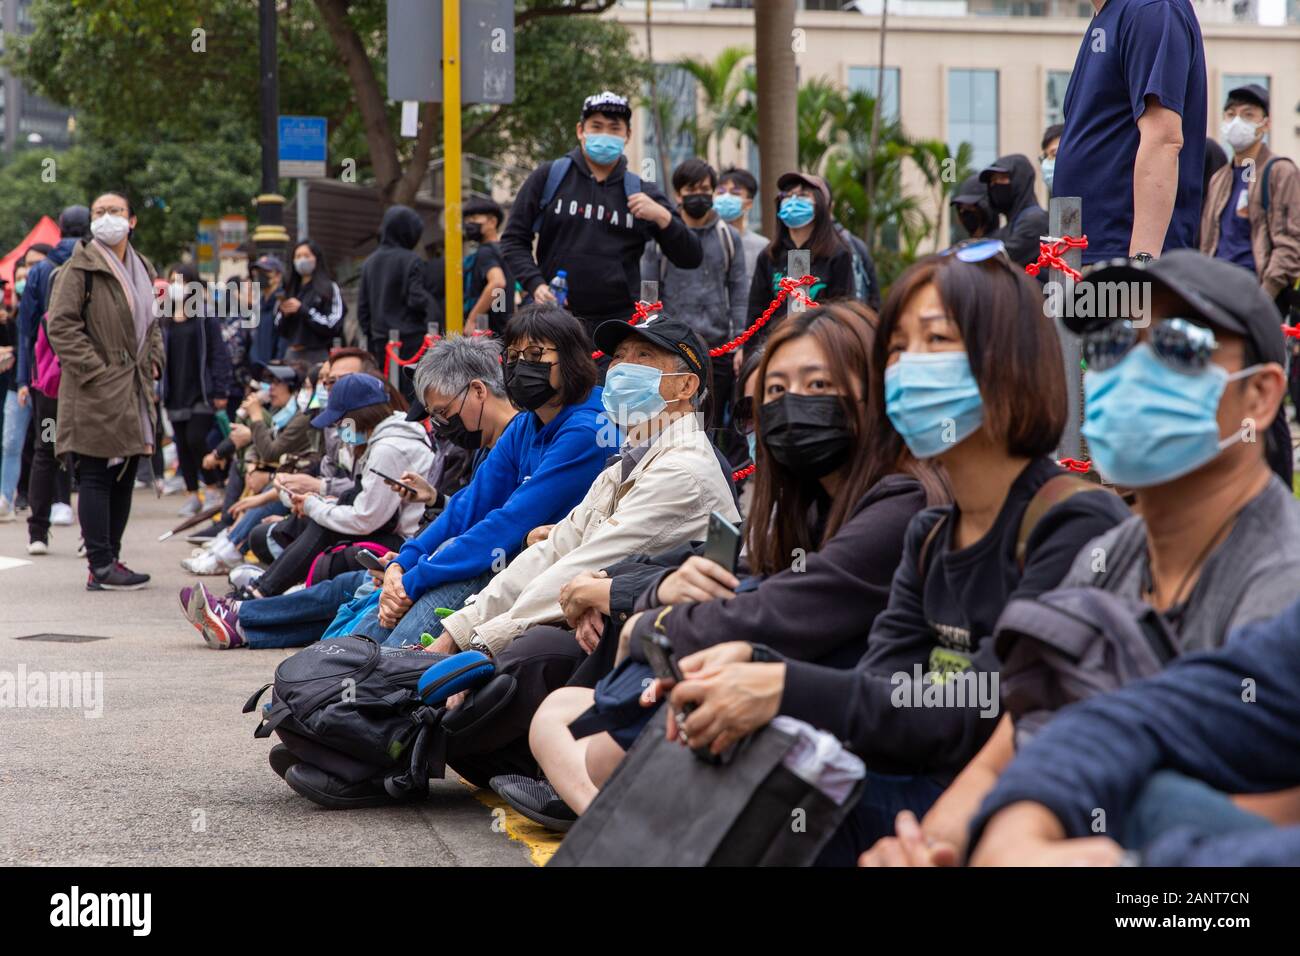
[0,490,537,866]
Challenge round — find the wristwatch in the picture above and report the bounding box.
[1131,252,1155,264]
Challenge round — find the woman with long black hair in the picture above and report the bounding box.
[279,239,345,365]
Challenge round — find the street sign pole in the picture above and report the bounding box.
[253,0,289,255]
[443,0,464,333]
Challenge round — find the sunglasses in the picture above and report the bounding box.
[1081,317,1220,374]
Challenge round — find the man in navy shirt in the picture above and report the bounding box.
[1053,0,1207,264]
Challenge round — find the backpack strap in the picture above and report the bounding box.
[531,157,574,233]
[622,169,642,197]
[1260,157,1282,213]
[916,512,949,582]
[1015,473,1109,571]
[715,218,735,274]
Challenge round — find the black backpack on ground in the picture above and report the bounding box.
[993,587,1178,748]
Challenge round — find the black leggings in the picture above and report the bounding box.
[77,454,139,571]
[169,411,216,492]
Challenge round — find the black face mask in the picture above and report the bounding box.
[505,360,557,411]
[681,194,714,219]
[758,393,853,479]
[463,222,484,242]
[436,413,482,450]
[988,183,1015,213]
[958,209,986,237]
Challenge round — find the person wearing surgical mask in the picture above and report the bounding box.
[279,239,346,366]
[1039,123,1063,198]
[160,261,234,519]
[1199,83,1300,325]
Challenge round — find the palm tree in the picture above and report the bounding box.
[676,44,752,169]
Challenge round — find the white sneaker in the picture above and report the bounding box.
[50,503,74,526]
[27,540,48,556]
[0,498,15,523]
[181,539,242,575]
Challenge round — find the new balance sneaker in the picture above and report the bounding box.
[489,776,577,832]
[194,585,244,649]
[50,503,75,526]
[179,581,210,637]
[26,539,49,556]
[87,562,149,591]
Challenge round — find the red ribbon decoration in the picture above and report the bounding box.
[1025,235,1089,282]
[1057,457,1091,474]
[731,463,756,482]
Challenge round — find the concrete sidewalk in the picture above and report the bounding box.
[0,489,533,866]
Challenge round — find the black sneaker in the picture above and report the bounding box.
[490,775,577,832]
[284,763,401,810]
[269,744,301,780]
[86,562,149,591]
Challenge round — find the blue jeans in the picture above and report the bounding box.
[814,769,949,867]
[239,569,369,649]
[1122,770,1273,850]
[1,389,32,503]
[228,501,289,550]
[351,568,494,647]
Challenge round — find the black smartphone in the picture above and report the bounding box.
[369,467,419,496]
[639,631,722,765]
[355,549,390,573]
[702,511,742,572]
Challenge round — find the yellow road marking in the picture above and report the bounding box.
[464,782,563,867]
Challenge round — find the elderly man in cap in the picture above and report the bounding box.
[248,254,286,368]
[499,90,701,345]
[864,250,1300,868]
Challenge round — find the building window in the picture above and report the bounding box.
[1045,70,1070,129]
[847,67,901,125]
[642,64,698,185]
[949,68,999,170]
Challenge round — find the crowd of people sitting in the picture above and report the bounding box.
[155,226,1300,866]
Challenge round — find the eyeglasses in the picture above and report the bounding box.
[91,205,129,218]
[1081,317,1220,374]
[505,346,557,365]
[941,238,1010,264]
[429,383,469,427]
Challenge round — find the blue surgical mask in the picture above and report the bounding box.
[746,431,758,463]
[778,196,816,229]
[342,428,369,446]
[313,383,329,408]
[14,279,26,297]
[1082,342,1258,488]
[583,133,625,166]
[602,362,685,427]
[258,382,272,400]
[884,352,985,459]
[1040,157,1055,192]
[714,193,744,222]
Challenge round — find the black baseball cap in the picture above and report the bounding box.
[1226,83,1269,115]
[581,90,632,122]
[252,254,285,274]
[593,311,709,380]
[253,361,304,389]
[977,161,1011,183]
[1069,250,1286,367]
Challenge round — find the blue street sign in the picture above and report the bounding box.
[278,116,328,178]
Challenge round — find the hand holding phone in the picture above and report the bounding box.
[702,511,742,573]
[355,549,390,573]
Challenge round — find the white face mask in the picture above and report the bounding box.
[91,214,131,246]
[1221,116,1261,153]
[170,281,185,306]
[294,257,315,276]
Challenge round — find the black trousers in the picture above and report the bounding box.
[77,454,140,571]
[169,411,216,492]
[26,390,66,543]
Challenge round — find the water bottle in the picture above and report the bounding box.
[549,270,569,310]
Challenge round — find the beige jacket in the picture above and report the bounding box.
[1199,143,1300,300]
[441,412,740,656]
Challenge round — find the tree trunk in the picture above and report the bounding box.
[314,0,402,202]
[865,0,889,250]
[755,0,797,238]
[645,2,672,189]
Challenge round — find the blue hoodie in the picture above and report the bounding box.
[396,387,610,600]
[16,237,77,389]
[969,595,1300,866]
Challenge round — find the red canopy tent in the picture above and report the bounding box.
[0,216,62,305]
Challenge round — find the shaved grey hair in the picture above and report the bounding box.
[413,333,506,400]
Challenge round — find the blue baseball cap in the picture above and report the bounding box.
[311,373,388,428]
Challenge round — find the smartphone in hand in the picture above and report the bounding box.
[355,549,390,573]
[369,467,420,496]
[702,511,742,572]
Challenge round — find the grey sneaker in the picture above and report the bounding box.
[490,776,577,832]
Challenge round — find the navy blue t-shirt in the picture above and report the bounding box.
[1215,166,1256,272]
[1053,0,1207,264]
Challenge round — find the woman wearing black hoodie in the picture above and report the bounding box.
[279,239,346,365]
[979,154,1049,267]
[356,205,431,367]
[745,171,856,336]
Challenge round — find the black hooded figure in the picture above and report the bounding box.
[357,204,433,367]
[979,154,1050,267]
[949,174,997,241]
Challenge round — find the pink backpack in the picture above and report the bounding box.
[32,264,92,399]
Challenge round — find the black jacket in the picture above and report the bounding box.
[357,206,432,343]
[499,147,702,325]
[279,278,346,353]
[160,314,234,410]
[987,154,1049,267]
[745,230,856,334]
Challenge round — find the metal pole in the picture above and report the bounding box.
[296,179,309,242]
[252,0,289,254]
[1047,195,1084,461]
[443,0,464,332]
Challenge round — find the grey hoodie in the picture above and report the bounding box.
[641,213,748,347]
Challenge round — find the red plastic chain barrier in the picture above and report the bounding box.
[1057,457,1091,474]
[590,300,663,360]
[1283,325,1300,339]
[1025,235,1088,282]
[384,334,440,378]
[731,463,756,482]
[710,274,819,357]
